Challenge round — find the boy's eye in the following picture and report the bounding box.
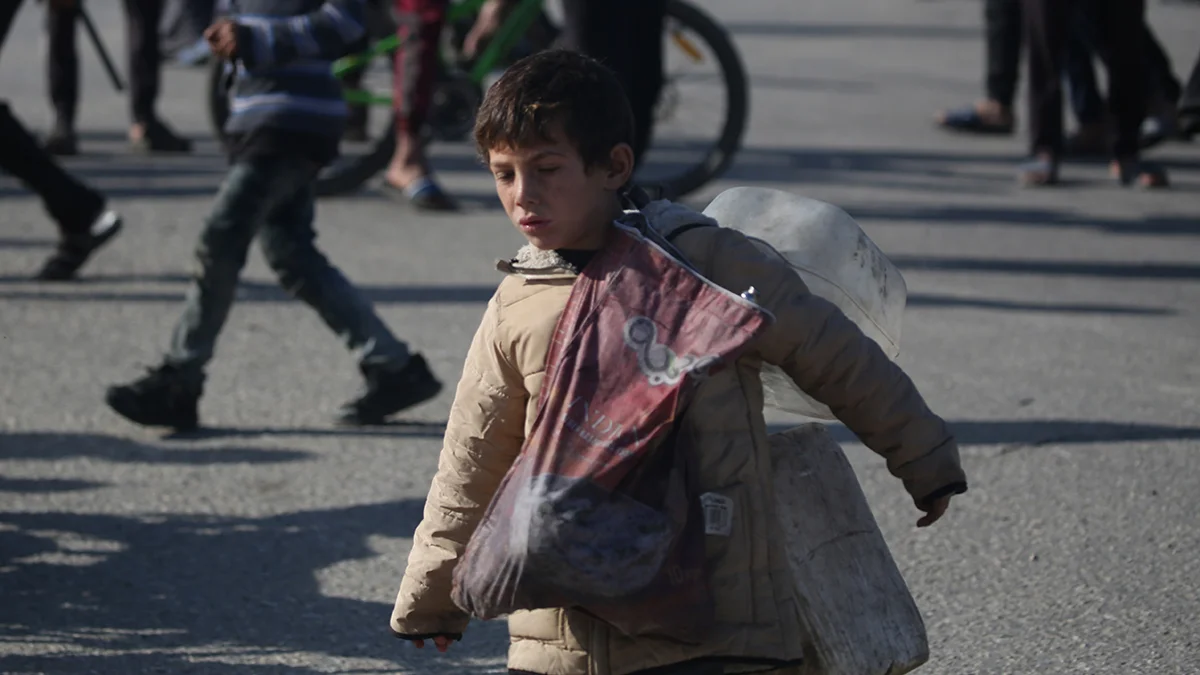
[494,171,514,182]
[537,166,560,175]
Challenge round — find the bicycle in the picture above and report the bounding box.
[207,0,748,200]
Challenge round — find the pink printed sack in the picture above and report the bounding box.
[451,219,772,641]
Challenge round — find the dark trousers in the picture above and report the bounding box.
[1022,0,1147,158]
[391,0,447,134]
[1066,9,1182,123]
[1183,48,1200,112]
[560,0,667,165]
[47,0,163,128]
[984,0,1022,107]
[0,102,104,236]
[166,154,409,374]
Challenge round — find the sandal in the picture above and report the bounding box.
[381,176,459,212]
[936,104,1015,135]
[1110,158,1169,189]
[1017,156,1060,187]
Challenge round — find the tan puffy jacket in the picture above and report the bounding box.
[390,203,967,675]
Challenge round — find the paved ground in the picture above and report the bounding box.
[2,1,1199,673]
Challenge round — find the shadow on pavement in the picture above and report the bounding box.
[768,419,1200,447]
[165,421,448,441]
[0,432,312,465]
[0,500,509,673]
[894,256,1200,280]
[844,203,1200,236]
[907,293,1174,315]
[0,280,498,306]
[0,477,107,494]
[724,22,982,40]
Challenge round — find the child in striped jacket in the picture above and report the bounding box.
[105,0,442,431]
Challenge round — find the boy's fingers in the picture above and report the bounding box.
[433,635,454,652]
[411,639,424,649]
[916,496,950,527]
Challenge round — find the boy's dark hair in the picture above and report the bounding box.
[474,50,635,169]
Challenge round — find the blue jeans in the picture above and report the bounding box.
[166,155,410,375]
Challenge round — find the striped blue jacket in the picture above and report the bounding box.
[225,0,366,140]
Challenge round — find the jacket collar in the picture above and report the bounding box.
[495,200,718,279]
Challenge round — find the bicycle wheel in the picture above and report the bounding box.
[640,0,749,200]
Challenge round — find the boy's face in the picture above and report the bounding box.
[487,128,634,252]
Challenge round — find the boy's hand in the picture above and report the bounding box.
[410,635,455,653]
[916,495,952,528]
[204,19,240,60]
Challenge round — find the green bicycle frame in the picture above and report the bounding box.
[333,0,546,107]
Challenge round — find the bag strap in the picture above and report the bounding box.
[665,221,716,243]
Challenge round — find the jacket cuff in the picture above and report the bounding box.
[917,481,968,509]
[898,437,968,504]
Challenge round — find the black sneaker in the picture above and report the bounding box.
[44,128,79,156]
[337,354,442,426]
[105,364,204,431]
[35,209,123,281]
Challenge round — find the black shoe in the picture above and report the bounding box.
[337,354,442,426]
[105,364,204,431]
[35,209,123,281]
[44,128,79,156]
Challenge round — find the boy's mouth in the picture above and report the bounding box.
[519,216,551,232]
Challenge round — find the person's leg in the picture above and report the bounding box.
[1180,49,1200,137]
[1181,48,1200,115]
[387,0,456,210]
[559,0,665,164]
[1062,7,1109,156]
[1136,20,1183,149]
[1093,0,1165,186]
[105,158,308,430]
[45,2,81,154]
[257,175,442,424]
[1140,21,1181,107]
[936,0,1019,134]
[1019,0,1072,184]
[0,1,22,47]
[0,101,122,279]
[620,0,666,165]
[124,0,191,152]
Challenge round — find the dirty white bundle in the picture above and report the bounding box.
[703,187,907,421]
[701,187,928,674]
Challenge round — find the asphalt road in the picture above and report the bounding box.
[2,1,1199,673]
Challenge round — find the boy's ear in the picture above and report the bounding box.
[603,143,636,190]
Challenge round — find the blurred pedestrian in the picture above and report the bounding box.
[41,0,192,155]
[1019,0,1168,188]
[1,3,122,280]
[105,0,442,431]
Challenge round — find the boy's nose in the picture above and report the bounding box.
[514,174,541,206]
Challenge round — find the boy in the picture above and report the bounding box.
[389,51,967,674]
[104,0,440,431]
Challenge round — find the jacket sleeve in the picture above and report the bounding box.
[692,227,967,504]
[390,296,528,637]
[234,0,366,70]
